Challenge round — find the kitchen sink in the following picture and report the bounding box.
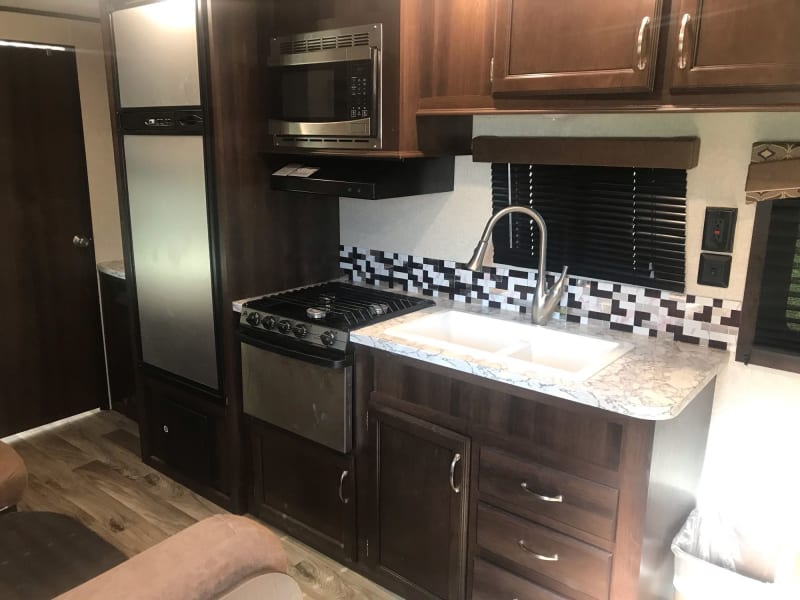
[384,310,633,380]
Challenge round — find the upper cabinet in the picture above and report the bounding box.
[491,0,663,95]
[667,0,800,91]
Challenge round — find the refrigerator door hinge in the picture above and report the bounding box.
[490,57,494,82]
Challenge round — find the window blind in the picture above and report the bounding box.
[753,198,800,354]
[491,163,687,292]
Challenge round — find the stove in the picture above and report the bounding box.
[240,281,434,354]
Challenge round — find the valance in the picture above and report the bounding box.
[745,142,800,203]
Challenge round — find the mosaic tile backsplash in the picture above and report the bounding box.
[340,246,742,351]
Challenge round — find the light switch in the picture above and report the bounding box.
[698,253,731,287]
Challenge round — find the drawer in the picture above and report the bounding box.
[477,504,612,600]
[480,447,618,541]
[472,558,568,600]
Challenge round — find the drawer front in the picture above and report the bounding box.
[480,447,618,541]
[477,504,612,600]
[473,558,569,600]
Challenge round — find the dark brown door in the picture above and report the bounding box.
[668,0,800,91]
[367,406,469,600]
[0,44,106,436]
[492,0,663,94]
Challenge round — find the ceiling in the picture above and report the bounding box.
[1,0,100,19]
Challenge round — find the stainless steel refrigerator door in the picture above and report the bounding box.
[112,0,201,108]
[124,135,218,389]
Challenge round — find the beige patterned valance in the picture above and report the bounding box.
[745,142,800,203]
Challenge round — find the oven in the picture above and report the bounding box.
[267,23,382,150]
[241,332,352,453]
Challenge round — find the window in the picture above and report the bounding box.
[490,163,687,291]
[737,198,800,373]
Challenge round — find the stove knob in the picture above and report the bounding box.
[293,324,309,338]
[245,311,261,326]
[261,316,277,330]
[320,330,337,346]
[278,320,292,334]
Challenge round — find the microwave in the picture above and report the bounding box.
[268,23,382,150]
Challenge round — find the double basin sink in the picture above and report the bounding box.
[384,310,633,381]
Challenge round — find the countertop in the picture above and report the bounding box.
[234,283,728,421]
[97,260,125,280]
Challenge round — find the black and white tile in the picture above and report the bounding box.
[339,245,741,351]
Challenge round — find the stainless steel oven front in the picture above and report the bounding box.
[267,23,382,150]
[241,335,352,453]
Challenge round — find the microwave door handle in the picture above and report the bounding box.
[268,45,372,67]
[268,118,372,136]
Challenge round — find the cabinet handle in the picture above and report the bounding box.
[162,425,169,434]
[338,470,350,504]
[449,453,462,494]
[518,539,559,562]
[678,13,692,69]
[520,482,563,503]
[635,16,651,71]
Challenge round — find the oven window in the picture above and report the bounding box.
[279,65,344,122]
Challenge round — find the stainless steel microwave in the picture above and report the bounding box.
[268,23,382,150]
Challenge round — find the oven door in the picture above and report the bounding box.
[268,47,378,141]
[241,334,352,453]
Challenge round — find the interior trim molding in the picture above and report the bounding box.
[0,5,100,23]
[472,136,701,169]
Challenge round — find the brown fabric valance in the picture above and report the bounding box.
[745,142,800,203]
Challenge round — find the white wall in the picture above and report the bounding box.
[0,11,122,263]
[341,112,800,566]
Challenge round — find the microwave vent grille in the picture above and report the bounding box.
[279,31,371,55]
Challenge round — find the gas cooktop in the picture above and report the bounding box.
[240,281,434,352]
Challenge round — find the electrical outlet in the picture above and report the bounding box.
[698,253,732,287]
[702,207,737,253]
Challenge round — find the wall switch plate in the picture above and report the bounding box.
[702,207,737,252]
[698,253,732,287]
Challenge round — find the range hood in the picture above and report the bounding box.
[269,156,455,200]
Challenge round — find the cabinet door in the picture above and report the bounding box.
[367,407,469,600]
[247,418,356,562]
[418,0,496,111]
[492,0,662,94]
[668,0,800,91]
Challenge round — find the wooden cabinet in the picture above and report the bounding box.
[99,272,137,421]
[366,406,470,599]
[491,0,663,94]
[417,0,496,111]
[667,0,800,91]
[357,346,716,599]
[247,418,357,563]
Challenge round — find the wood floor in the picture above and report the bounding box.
[5,409,400,600]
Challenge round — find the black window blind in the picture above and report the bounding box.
[491,163,687,292]
[753,198,800,355]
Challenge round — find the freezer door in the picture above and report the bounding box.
[124,135,218,389]
[112,0,201,108]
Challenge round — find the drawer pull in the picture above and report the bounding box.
[520,482,563,503]
[338,470,350,504]
[449,453,462,493]
[518,539,559,562]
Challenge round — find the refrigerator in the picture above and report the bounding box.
[112,0,219,391]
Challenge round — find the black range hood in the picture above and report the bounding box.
[269,156,455,200]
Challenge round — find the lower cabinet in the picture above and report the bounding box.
[247,417,356,563]
[365,406,470,600]
[141,374,222,492]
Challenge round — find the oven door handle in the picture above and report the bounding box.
[239,332,351,369]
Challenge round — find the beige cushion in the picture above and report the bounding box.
[0,441,27,509]
[55,515,292,600]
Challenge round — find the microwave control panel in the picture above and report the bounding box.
[347,61,372,120]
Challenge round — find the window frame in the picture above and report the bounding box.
[736,200,800,374]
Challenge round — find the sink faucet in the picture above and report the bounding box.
[466,206,569,325]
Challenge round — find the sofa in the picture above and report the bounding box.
[0,440,301,599]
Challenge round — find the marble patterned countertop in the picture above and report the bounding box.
[351,298,728,421]
[234,281,728,421]
[97,260,125,280]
